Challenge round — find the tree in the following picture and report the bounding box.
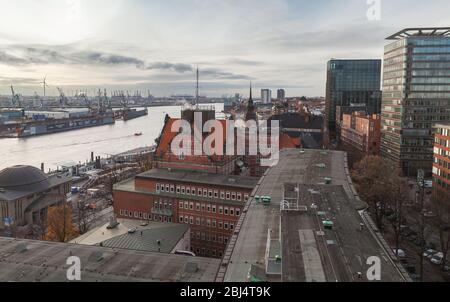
[352,156,398,232]
[386,176,409,256]
[44,203,78,243]
[76,199,92,235]
[431,190,450,271]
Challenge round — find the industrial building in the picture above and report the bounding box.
[0,165,71,230]
[381,28,450,177]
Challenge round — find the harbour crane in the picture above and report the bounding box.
[10,85,20,108]
[57,87,68,108]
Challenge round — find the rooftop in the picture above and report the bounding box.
[137,168,259,189]
[218,149,406,282]
[386,27,450,40]
[0,237,220,282]
[70,219,189,254]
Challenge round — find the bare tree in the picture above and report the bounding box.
[76,198,92,235]
[431,190,450,271]
[387,176,409,256]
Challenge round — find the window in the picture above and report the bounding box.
[160,184,165,192]
[196,232,201,240]
[181,187,185,194]
[190,216,194,225]
[186,188,190,195]
[218,236,223,243]
[231,193,236,200]
[149,214,153,221]
[244,194,249,201]
[201,233,206,241]
[134,212,139,218]
[214,190,219,198]
[176,186,180,194]
[212,205,217,213]
[184,202,189,209]
[184,216,189,224]
[208,190,213,198]
[165,184,169,192]
[224,208,229,215]
[179,202,183,209]
[120,209,124,215]
[237,193,242,201]
[156,184,160,192]
[201,204,206,212]
[170,185,174,193]
[236,209,240,217]
[220,191,225,199]
[224,237,228,244]
[226,192,231,200]
[206,219,211,227]
[196,203,201,211]
[206,205,211,212]
[230,223,234,230]
[230,208,234,216]
[139,212,143,219]
[198,188,202,196]
[191,188,196,196]
[219,207,223,214]
[224,222,229,230]
[189,202,194,210]
[212,220,217,228]
[179,216,184,223]
[196,218,201,225]
[218,221,223,229]
[203,189,208,197]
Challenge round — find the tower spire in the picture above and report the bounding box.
[249,82,253,101]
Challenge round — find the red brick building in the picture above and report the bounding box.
[340,113,381,156]
[433,123,450,204]
[113,169,257,258]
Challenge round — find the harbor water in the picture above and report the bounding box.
[0,104,224,171]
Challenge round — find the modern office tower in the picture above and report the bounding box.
[277,89,286,101]
[261,89,272,104]
[325,59,382,134]
[381,28,450,177]
[432,123,450,204]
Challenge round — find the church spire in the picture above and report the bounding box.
[249,82,253,101]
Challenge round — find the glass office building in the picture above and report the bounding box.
[325,59,382,134]
[381,28,450,177]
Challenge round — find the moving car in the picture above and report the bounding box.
[392,249,406,258]
[128,228,137,234]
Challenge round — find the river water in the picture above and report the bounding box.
[0,104,224,171]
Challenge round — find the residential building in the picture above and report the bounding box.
[340,113,381,165]
[261,89,272,104]
[325,59,382,135]
[381,28,450,177]
[433,123,450,204]
[277,89,286,101]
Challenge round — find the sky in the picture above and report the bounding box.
[0,0,449,97]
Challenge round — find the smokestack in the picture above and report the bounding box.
[41,163,45,172]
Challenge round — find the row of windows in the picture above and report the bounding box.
[119,210,173,223]
[192,247,223,258]
[178,201,241,216]
[179,215,236,231]
[191,231,230,245]
[156,183,249,202]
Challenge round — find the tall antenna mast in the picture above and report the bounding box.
[196,67,199,108]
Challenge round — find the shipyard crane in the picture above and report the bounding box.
[10,85,21,108]
[57,87,68,108]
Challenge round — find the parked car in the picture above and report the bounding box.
[423,249,437,259]
[431,252,444,265]
[128,228,137,234]
[393,249,406,258]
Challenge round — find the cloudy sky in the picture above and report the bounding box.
[0,0,449,97]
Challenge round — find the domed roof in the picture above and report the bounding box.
[0,165,50,189]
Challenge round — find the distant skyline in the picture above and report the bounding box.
[0,0,449,97]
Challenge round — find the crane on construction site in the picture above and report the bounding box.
[57,87,68,108]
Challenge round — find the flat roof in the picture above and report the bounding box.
[387,27,450,40]
[70,219,189,254]
[219,149,406,282]
[137,168,259,190]
[0,237,220,282]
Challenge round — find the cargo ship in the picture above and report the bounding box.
[6,112,115,138]
[122,108,148,121]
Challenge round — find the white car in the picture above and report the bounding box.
[393,249,406,258]
[431,252,444,265]
[423,249,437,259]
